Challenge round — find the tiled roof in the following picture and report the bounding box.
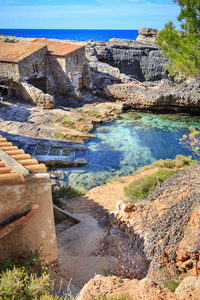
[0,135,47,186]
[0,42,47,63]
[32,39,84,56]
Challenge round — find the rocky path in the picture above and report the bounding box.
[0,93,124,145]
[62,169,157,281]
[67,166,200,300]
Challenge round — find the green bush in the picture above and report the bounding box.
[163,278,180,293]
[124,168,176,203]
[124,155,196,203]
[52,185,84,203]
[0,267,56,300]
[132,155,196,177]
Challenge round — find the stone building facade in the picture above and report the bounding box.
[32,39,85,97]
[0,42,47,88]
[0,135,58,263]
[0,42,55,107]
[0,39,85,106]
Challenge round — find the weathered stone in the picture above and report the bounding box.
[175,276,200,299]
[84,38,168,84]
[104,80,200,113]
[136,28,158,44]
[21,82,55,108]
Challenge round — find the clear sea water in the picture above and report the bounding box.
[51,111,200,191]
[0,29,138,42]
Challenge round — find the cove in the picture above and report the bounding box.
[51,111,200,191]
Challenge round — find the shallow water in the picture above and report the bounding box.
[51,111,200,191]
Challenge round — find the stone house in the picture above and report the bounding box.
[0,39,85,106]
[0,135,58,263]
[0,42,48,95]
[32,39,85,95]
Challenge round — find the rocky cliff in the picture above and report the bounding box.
[104,79,200,113]
[83,37,169,95]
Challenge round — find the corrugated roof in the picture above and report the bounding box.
[0,42,47,63]
[0,135,47,186]
[32,39,84,56]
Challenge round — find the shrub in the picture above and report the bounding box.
[180,127,200,159]
[55,133,65,140]
[124,155,197,203]
[124,168,176,203]
[163,278,180,293]
[52,185,84,203]
[0,266,62,299]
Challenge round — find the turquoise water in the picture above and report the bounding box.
[51,111,200,191]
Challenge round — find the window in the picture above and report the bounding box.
[33,64,38,73]
[74,55,79,64]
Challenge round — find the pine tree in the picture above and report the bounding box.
[157,0,200,78]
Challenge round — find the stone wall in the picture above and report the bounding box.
[47,55,68,93]
[0,62,19,81]
[20,82,55,108]
[65,47,85,74]
[18,46,47,81]
[47,47,85,98]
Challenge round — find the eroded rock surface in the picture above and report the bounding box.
[104,80,200,113]
[109,166,200,277]
[84,38,168,88]
[136,28,159,44]
[77,274,200,300]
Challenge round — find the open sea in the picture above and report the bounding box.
[0,29,138,42]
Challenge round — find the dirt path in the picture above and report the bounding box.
[66,169,157,227]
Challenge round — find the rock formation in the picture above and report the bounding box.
[77,275,200,300]
[136,28,159,44]
[110,166,200,277]
[83,37,169,94]
[104,79,200,113]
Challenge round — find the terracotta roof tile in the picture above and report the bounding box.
[32,39,84,56]
[0,173,25,186]
[0,137,47,186]
[0,42,47,63]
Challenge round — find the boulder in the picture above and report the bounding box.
[136,28,159,44]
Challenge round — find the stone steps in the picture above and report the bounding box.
[55,210,118,291]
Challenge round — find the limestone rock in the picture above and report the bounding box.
[21,82,55,108]
[136,28,159,44]
[104,80,200,113]
[83,38,169,93]
[175,276,200,299]
[77,275,176,300]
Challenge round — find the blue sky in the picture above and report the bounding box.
[1,0,181,30]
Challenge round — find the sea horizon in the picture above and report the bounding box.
[0,28,139,42]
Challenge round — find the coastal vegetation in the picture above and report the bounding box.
[157,0,200,78]
[0,246,60,299]
[180,126,200,157]
[124,155,196,202]
[52,184,84,204]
